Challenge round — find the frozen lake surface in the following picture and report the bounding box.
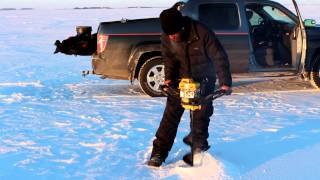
[0,6,320,179]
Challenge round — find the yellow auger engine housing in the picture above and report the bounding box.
[179,78,202,111]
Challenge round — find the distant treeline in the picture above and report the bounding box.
[0,8,33,11]
[74,6,156,10]
[0,7,165,11]
[74,7,112,10]
[128,6,153,8]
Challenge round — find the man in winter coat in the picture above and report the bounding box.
[147,7,232,167]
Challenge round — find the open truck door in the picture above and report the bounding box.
[292,0,307,76]
[244,1,305,72]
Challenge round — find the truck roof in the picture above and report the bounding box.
[183,0,288,7]
[185,0,277,3]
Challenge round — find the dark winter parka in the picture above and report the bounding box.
[161,17,232,88]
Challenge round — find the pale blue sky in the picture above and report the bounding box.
[1,0,174,8]
[0,0,319,9]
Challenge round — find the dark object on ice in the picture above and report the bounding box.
[54,26,97,56]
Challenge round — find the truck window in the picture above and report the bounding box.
[263,6,295,24]
[199,3,240,30]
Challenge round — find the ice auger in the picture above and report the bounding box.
[160,78,228,166]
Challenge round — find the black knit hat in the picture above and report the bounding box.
[160,8,183,35]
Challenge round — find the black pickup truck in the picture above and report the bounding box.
[55,0,320,96]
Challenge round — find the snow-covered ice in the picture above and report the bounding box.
[0,5,320,180]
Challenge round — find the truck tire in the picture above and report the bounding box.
[310,55,320,89]
[138,57,165,97]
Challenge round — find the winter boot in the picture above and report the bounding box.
[147,149,166,167]
[183,134,192,146]
[182,148,205,166]
[183,134,210,151]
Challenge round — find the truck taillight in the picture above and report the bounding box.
[97,34,108,54]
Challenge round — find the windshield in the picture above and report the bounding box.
[263,6,295,24]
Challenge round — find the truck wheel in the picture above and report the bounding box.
[138,57,165,97]
[310,55,320,89]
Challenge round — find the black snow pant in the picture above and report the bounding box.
[151,80,215,160]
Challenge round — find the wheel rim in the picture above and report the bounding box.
[146,64,165,92]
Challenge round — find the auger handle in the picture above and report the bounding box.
[203,89,231,102]
[159,85,180,98]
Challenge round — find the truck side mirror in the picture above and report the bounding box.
[304,19,316,27]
